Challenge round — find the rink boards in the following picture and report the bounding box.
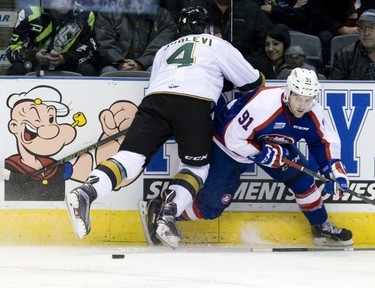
[0,77,375,246]
[0,210,374,246]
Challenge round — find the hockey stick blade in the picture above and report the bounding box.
[249,246,375,252]
[282,157,375,206]
[0,128,129,181]
[138,201,155,245]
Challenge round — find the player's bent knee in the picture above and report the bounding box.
[199,205,225,220]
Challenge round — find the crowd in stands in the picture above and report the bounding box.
[278,45,317,78]
[5,0,375,80]
[250,23,291,79]
[94,0,176,74]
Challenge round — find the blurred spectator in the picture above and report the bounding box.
[206,0,272,63]
[252,24,291,79]
[254,1,358,65]
[160,0,202,23]
[77,0,96,11]
[6,0,99,76]
[330,9,375,80]
[256,0,314,33]
[76,0,124,12]
[309,0,358,65]
[310,0,375,65]
[118,0,132,11]
[360,0,375,15]
[99,0,109,10]
[101,0,119,12]
[277,45,317,79]
[161,0,272,64]
[95,0,176,74]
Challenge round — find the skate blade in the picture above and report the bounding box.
[65,192,88,240]
[313,237,354,247]
[138,201,155,245]
[156,223,180,249]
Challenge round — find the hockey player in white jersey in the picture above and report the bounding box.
[144,68,353,247]
[65,6,265,248]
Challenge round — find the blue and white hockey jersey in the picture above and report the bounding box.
[213,86,341,169]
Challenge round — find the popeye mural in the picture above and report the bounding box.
[4,85,137,201]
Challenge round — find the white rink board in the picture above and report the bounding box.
[0,77,147,210]
[0,77,374,213]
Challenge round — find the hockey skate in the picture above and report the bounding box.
[139,199,162,245]
[65,177,98,240]
[155,190,182,249]
[311,220,353,246]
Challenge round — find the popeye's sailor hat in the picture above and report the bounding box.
[7,85,70,117]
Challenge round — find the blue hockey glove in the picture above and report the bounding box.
[320,160,349,195]
[252,143,289,168]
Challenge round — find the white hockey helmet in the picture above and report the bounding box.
[283,68,320,106]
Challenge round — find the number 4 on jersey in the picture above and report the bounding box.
[166,43,196,67]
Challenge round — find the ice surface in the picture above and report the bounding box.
[0,244,373,288]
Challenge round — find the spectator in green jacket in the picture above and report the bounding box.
[6,0,99,76]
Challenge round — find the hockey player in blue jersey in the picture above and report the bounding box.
[143,67,353,247]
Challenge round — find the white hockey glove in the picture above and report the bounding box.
[320,160,349,196]
[252,143,289,168]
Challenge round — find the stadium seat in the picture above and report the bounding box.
[25,70,83,77]
[317,73,327,80]
[289,32,323,67]
[329,34,359,65]
[100,71,151,78]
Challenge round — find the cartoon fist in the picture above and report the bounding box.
[96,101,138,173]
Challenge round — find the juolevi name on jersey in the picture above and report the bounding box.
[164,35,213,50]
[142,86,375,206]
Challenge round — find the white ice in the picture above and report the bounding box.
[0,244,373,288]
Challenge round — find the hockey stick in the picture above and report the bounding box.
[282,157,375,206]
[249,247,375,252]
[0,128,128,181]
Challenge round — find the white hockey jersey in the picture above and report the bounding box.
[214,87,342,167]
[146,33,262,102]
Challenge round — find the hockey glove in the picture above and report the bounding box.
[252,143,289,168]
[320,160,349,195]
